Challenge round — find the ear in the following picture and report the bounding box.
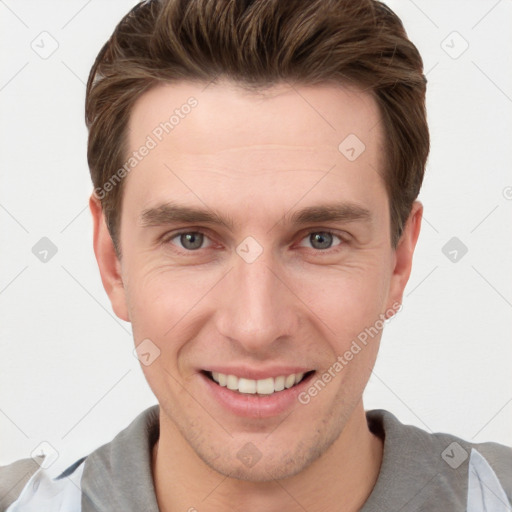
[385,201,423,318]
[89,194,130,322]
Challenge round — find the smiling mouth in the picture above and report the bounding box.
[202,370,315,395]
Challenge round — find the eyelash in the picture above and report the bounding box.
[161,229,347,254]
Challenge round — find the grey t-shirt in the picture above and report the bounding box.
[1,405,511,511]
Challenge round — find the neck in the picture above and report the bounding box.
[151,401,383,512]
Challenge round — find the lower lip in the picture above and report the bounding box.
[200,372,315,419]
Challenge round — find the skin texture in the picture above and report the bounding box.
[90,80,422,512]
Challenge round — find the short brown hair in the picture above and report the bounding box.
[86,0,429,256]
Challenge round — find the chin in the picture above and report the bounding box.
[196,428,338,483]
[202,452,307,483]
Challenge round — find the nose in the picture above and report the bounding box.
[214,246,300,354]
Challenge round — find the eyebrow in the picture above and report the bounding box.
[139,201,372,230]
[139,202,235,230]
[287,203,371,225]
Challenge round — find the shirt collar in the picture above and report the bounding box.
[80,405,452,512]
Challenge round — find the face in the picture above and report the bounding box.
[91,79,421,481]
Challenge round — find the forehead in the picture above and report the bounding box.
[128,79,381,152]
[123,80,385,218]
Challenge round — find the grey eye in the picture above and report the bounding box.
[309,232,334,250]
[179,232,204,250]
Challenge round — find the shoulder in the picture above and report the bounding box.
[471,439,512,480]
[395,413,512,491]
[0,456,43,511]
[457,439,512,509]
[0,454,86,512]
[364,409,512,511]
[0,405,160,512]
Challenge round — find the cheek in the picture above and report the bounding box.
[125,268,202,396]
[296,260,391,344]
[124,262,222,359]
[125,252,196,319]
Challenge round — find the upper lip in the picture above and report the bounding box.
[202,366,314,380]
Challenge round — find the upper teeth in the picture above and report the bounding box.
[211,372,305,394]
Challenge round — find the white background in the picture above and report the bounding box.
[0,0,511,467]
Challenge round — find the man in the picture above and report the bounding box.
[1,0,511,511]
